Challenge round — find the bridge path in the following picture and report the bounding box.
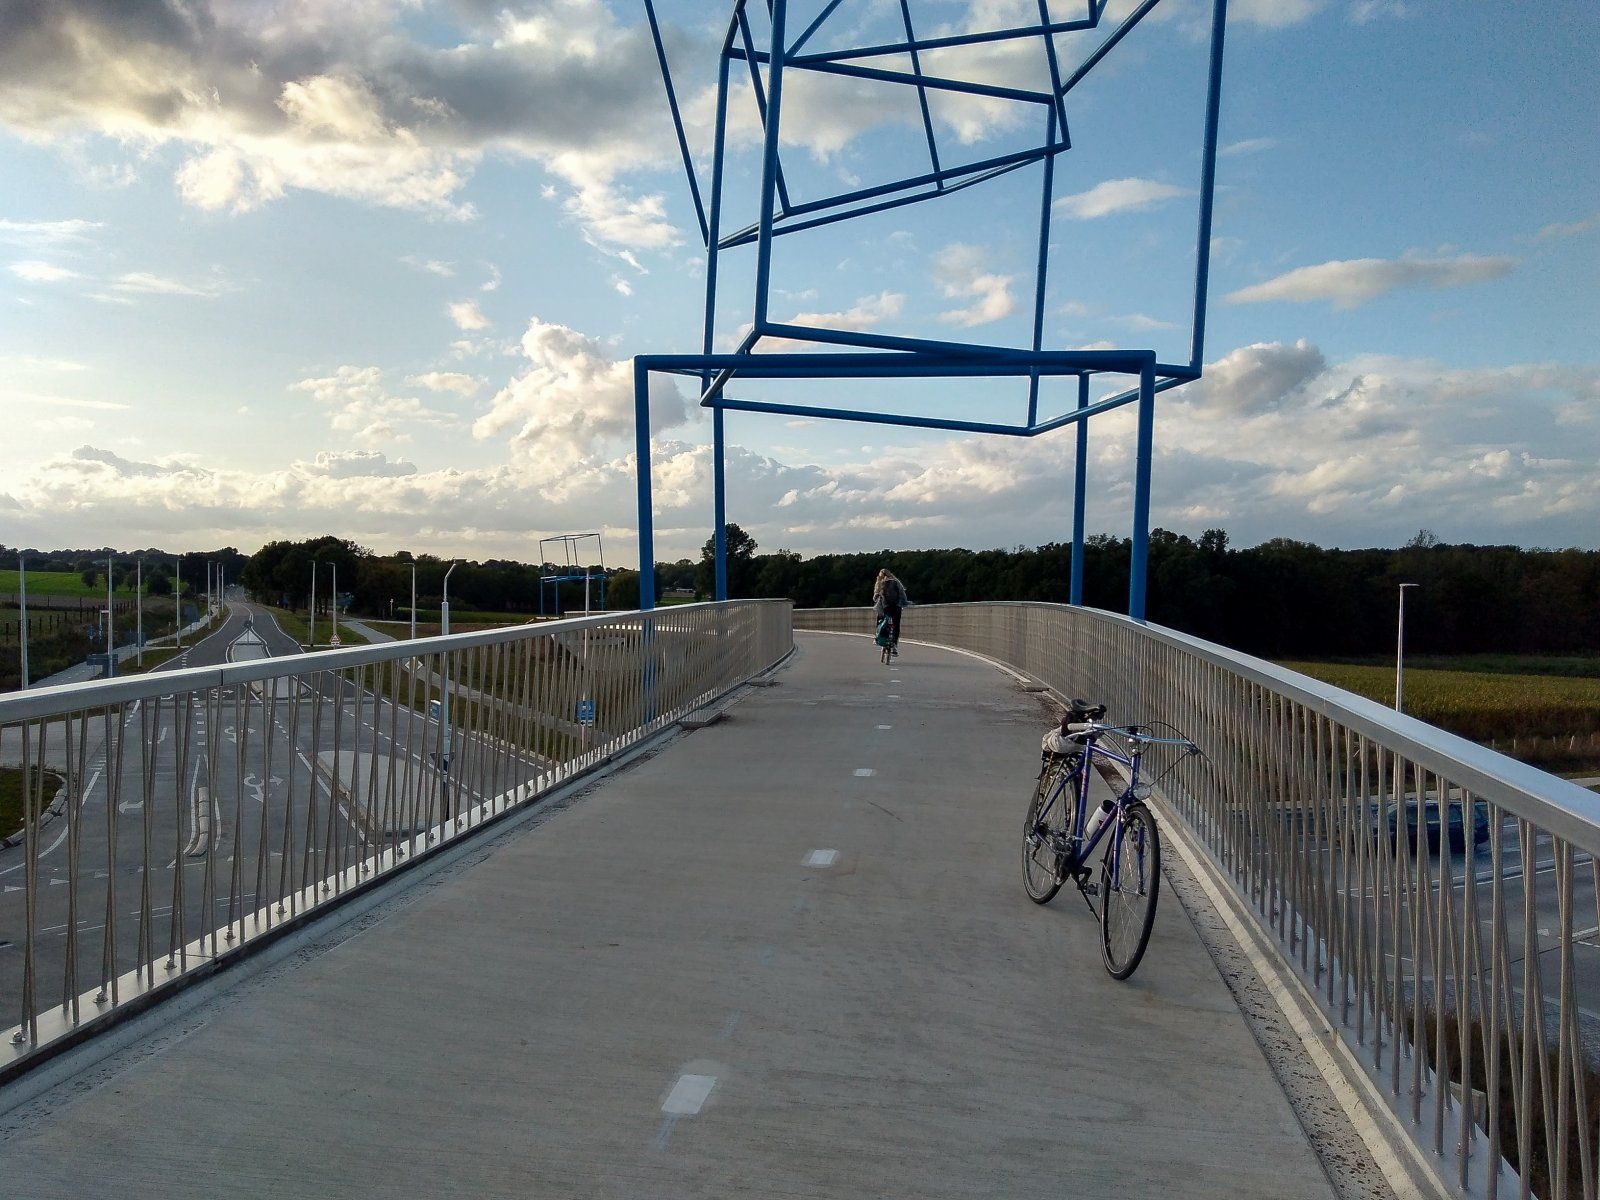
[0,633,1333,1199]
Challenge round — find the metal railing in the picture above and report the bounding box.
[799,603,1600,1199]
[1,600,792,1077]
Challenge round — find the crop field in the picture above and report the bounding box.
[1281,660,1600,746]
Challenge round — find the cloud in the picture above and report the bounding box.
[933,244,1016,327]
[1220,137,1277,157]
[1055,178,1190,220]
[111,271,230,297]
[9,260,80,282]
[448,299,490,330]
[402,255,455,277]
[295,449,418,479]
[0,217,103,245]
[1535,213,1599,242]
[473,316,689,463]
[1225,253,1518,308]
[1227,0,1324,26]
[787,291,905,331]
[290,364,451,443]
[5,343,1597,557]
[407,371,481,396]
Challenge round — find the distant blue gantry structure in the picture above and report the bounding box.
[636,0,1230,619]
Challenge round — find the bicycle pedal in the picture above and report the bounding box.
[1080,882,1099,897]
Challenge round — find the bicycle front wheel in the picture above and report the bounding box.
[1022,765,1069,904]
[1099,799,1161,978]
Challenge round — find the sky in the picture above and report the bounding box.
[0,0,1595,564]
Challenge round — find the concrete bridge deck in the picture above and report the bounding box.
[0,634,1338,1199]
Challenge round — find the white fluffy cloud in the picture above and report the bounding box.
[473,317,691,466]
[291,364,453,443]
[1056,178,1190,220]
[933,244,1016,327]
[448,300,490,331]
[1226,253,1517,308]
[8,342,1597,559]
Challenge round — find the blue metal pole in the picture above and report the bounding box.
[1189,0,1230,372]
[751,0,789,328]
[643,0,709,245]
[1071,374,1088,605]
[1128,363,1155,622]
[705,52,732,603]
[1027,102,1058,426]
[739,4,793,224]
[633,358,656,612]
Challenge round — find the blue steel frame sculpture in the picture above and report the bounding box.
[635,0,1229,620]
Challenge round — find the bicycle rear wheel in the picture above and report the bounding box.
[1099,799,1161,978]
[1022,764,1070,904]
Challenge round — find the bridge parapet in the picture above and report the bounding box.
[799,602,1600,1199]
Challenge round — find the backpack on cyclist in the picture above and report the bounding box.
[874,614,894,646]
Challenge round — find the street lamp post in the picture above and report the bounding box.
[105,556,115,679]
[440,561,459,815]
[1395,583,1419,711]
[18,555,29,690]
[331,562,338,645]
[175,559,183,648]
[136,557,143,667]
[309,561,318,648]
[410,564,417,642]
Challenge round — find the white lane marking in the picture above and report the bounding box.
[887,694,900,700]
[875,724,892,730]
[804,848,839,867]
[0,767,103,877]
[662,1074,716,1116]
[853,768,875,777]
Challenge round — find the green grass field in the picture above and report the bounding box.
[261,606,371,649]
[0,766,64,839]
[0,569,140,597]
[1302,653,1600,679]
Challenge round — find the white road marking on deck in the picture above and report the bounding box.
[662,1074,716,1115]
[875,724,892,730]
[887,694,900,700]
[804,848,839,867]
[853,768,875,777]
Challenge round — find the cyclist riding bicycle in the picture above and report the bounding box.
[872,569,909,656]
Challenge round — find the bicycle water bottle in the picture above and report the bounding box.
[1083,798,1114,844]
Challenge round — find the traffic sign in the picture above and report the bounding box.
[576,699,595,725]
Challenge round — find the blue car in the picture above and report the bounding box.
[1371,798,1490,851]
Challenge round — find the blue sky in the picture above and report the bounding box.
[0,0,1595,561]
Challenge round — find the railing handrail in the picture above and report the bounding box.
[806,601,1600,856]
[0,600,787,724]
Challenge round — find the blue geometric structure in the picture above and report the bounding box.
[636,0,1230,619]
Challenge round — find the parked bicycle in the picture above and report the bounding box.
[1022,699,1200,979]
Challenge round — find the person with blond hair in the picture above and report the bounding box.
[872,568,909,656]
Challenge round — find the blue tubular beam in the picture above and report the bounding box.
[749,0,789,328]
[1059,0,1161,95]
[1128,362,1155,621]
[1030,372,1185,432]
[788,0,845,56]
[719,141,1065,247]
[643,0,708,245]
[1189,0,1229,372]
[738,6,793,220]
[723,155,1042,247]
[633,358,656,612]
[643,347,1151,376]
[708,396,1033,436]
[1027,102,1059,426]
[1036,0,1073,154]
[1070,373,1088,605]
[735,50,1054,106]
[704,52,732,602]
[757,322,1040,360]
[898,0,943,186]
[792,17,1098,64]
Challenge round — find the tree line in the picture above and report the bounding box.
[697,527,1600,660]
